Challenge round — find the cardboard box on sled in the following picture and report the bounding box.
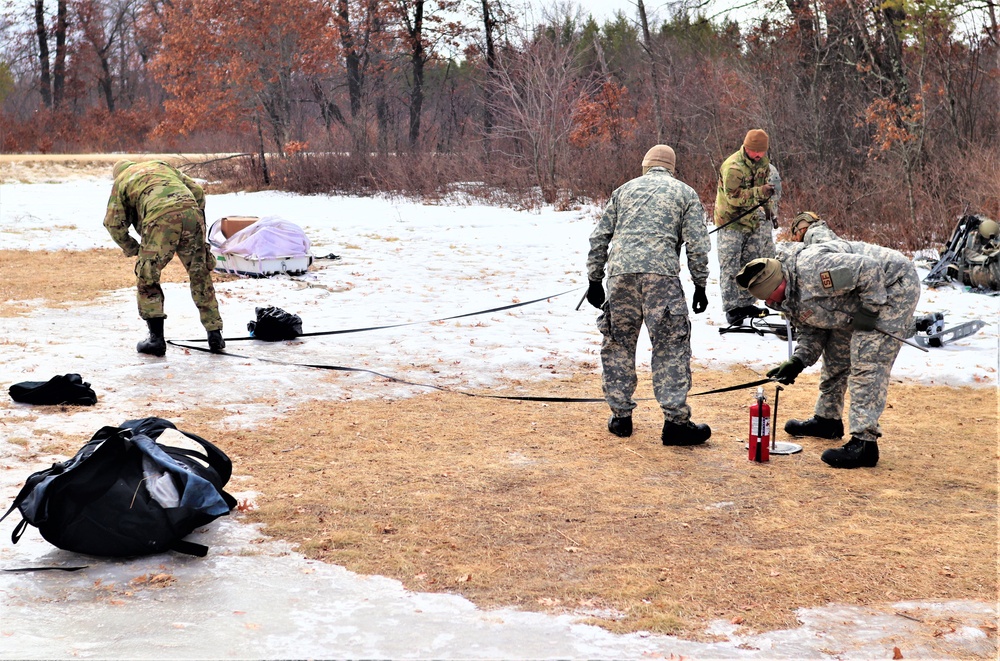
[219,216,259,238]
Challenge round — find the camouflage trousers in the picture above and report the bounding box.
[597,273,692,422]
[716,222,775,314]
[809,328,852,420]
[843,264,921,442]
[136,206,223,332]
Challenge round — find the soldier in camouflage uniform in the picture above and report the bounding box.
[586,145,712,446]
[951,216,1000,290]
[714,129,778,326]
[104,160,225,356]
[736,239,921,469]
[779,211,849,440]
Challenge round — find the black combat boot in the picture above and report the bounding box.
[784,415,844,439]
[137,318,166,356]
[607,415,633,438]
[821,437,879,468]
[208,330,226,353]
[662,419,711,446]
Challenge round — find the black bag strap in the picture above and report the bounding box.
[170,539,209,557]
[172,430,233,486]
[11,518,28,544]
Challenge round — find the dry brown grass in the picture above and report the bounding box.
[0,249,238,316]
[4,247,997,641]
[170,367,996,639]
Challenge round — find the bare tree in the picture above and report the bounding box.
[637,0,664,141]
[390,0,467,149]
[76,0,136,113]
[488,24,593,202]
[33,0,51,107]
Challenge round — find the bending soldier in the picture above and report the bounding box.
[779,211,848,439]
[714,129,777,326]
[736,238,920,469]
[586,145,712,446]
[104,160,225,356]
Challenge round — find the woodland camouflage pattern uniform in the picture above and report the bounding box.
[771,240,920,442]
[587,166,710,423]
[104,160,223,332]
[714,145,776,316]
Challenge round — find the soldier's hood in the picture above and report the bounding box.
[112,160,136,179]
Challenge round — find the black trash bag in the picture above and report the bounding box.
[0,417,237,558]
[247,306,302,341]
[9,374,97,406]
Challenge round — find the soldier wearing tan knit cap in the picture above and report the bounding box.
[586,144,712,447]
[641,145,676,175]
[714,129,778,326]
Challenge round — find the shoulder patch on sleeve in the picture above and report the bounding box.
[820,267,856,291]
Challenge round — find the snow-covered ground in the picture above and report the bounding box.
[0,171,996,659]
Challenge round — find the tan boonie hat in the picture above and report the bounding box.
[641,145,676,174]
[736,258,783,300]
[112,160,136,179]
[743,129,769,152]
[791,211,820,235]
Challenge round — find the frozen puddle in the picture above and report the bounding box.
[1,513,995,660]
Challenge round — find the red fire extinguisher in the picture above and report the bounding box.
[749,387,770,462]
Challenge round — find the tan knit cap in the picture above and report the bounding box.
[736,258,783,300]
[743,129,769,152]
[641,145,676,174]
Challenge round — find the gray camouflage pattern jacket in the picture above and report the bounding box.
[776,240,915,365]
[587,168,710,286]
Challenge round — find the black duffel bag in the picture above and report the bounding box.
[0,417,236,558]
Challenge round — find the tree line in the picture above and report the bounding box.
[1,0,998,249]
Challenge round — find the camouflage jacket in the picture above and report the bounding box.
[103,160,205,257]
[713,148,772,231]
[587,168,710,287]
[777,240,914,365]
[802,220,839,245]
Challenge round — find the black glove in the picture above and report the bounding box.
[852,307,879,332]
[692,285,708,314]
[766,356,804,385]
[586,280,605,309]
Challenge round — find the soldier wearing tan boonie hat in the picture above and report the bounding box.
[736,257,783,300]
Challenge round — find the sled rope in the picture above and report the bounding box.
[180,287,583,343]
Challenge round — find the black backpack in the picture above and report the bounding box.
[247,305,303,341]
[0,417,237,558]
[8,374,97,406]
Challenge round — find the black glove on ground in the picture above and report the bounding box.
[692,285,708,314]
[766,356,805,385]
[852,307,879,332]
[586,280,605,309]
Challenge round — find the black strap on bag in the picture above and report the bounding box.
[8,374,97,406]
